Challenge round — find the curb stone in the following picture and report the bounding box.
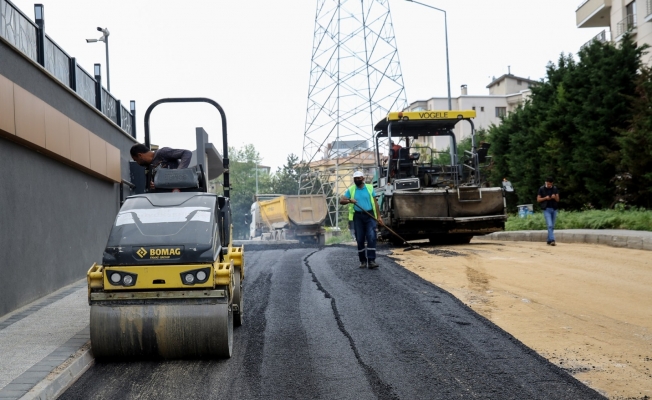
[19,346,93,400]
[483,229,652,251]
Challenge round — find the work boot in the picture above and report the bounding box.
[550,241,556,246]
[368,260,379,269]
[359,262,367,268]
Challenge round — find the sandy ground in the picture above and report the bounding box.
[389,240,652,400]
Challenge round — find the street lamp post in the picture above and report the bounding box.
[406,0,451,111]
[255,162,259,196]
[86,27,110,92]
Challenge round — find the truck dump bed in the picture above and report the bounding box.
[258,195,327,244]
[259,195,327,229]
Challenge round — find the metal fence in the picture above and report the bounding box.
[44,35,69,85]
[0,0,135,138]
[0,0,37,62]
[101,88,118,123]
[75,65,96,106]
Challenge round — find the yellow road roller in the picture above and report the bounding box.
[87,98,244,359]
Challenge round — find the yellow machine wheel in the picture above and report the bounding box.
[90,292,233,360]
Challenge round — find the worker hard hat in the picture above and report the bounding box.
[353,171,364,178]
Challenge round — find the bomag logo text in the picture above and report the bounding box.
[150,248,181,256]
[419,112,448,119]
[135,247,182,259]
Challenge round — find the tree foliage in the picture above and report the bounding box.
[487,34,646,210]
[213,148,324,238]
[270,153,304,195]
[614,67,652,208]
[214,144,271,239]
[431,128,488,166]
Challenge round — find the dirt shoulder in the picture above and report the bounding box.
[389,240,652,400]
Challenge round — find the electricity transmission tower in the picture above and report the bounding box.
[301,0,408,227]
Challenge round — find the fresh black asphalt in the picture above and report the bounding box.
[59,245,605,399]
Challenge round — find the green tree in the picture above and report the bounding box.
[215,144,271,239]
[270,153,305,195]
[488,35,644,210]
[614,66,652,208]
[567,34,642,208]
[431,129,488,169]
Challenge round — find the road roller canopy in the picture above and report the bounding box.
[102,192,221,266]
[374,110,476,138]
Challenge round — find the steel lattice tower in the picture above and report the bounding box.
[302,0,408,227]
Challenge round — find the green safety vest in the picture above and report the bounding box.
[348,184,377,221]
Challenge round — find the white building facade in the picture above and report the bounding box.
[576,0,652,64]
[405,74,536,149]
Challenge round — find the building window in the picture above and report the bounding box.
[481,106,485,112]
[517,79,522,85]
[495,107,507,117]
[472,106,476,111]
[626,1,637,28]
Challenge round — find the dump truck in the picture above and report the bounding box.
[249,194,327,245]
[87,98,244,359]
[373,110,506,244]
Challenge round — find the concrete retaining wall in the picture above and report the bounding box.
[0,39,137,316]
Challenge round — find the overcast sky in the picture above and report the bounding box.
[11,0,603,171]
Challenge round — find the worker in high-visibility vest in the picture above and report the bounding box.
[339,171,383,269]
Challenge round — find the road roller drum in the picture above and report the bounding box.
[90,296,232,359]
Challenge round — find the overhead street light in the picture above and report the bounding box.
[405,0,452,111]
[86,27,111,92]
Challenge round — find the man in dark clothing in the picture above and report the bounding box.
[537,176,560,246]
[390,140,402,177]
[130,144,192,169]
[340,171,383,269]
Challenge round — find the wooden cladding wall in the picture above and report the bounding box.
[0,72,120,183]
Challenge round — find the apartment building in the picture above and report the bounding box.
[576,0,652,63]
[307,150,379,195]
[405,74,537,149]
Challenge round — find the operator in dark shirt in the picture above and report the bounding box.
[130,144,192,169]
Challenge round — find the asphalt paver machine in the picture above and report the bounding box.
[374,110,506,245]
[87,98,244,359]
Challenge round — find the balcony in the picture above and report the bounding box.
[576,0,612,28]
[581,29,609,49]
[615,13,637,39]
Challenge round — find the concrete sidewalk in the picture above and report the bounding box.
[484,229,652,251]
[0,280,92,400]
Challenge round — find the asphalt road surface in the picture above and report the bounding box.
[60,245,604,399]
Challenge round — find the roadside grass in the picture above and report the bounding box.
[325,229,354,245]
[506,209,652,231]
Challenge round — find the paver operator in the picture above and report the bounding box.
[340,171,383,269]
